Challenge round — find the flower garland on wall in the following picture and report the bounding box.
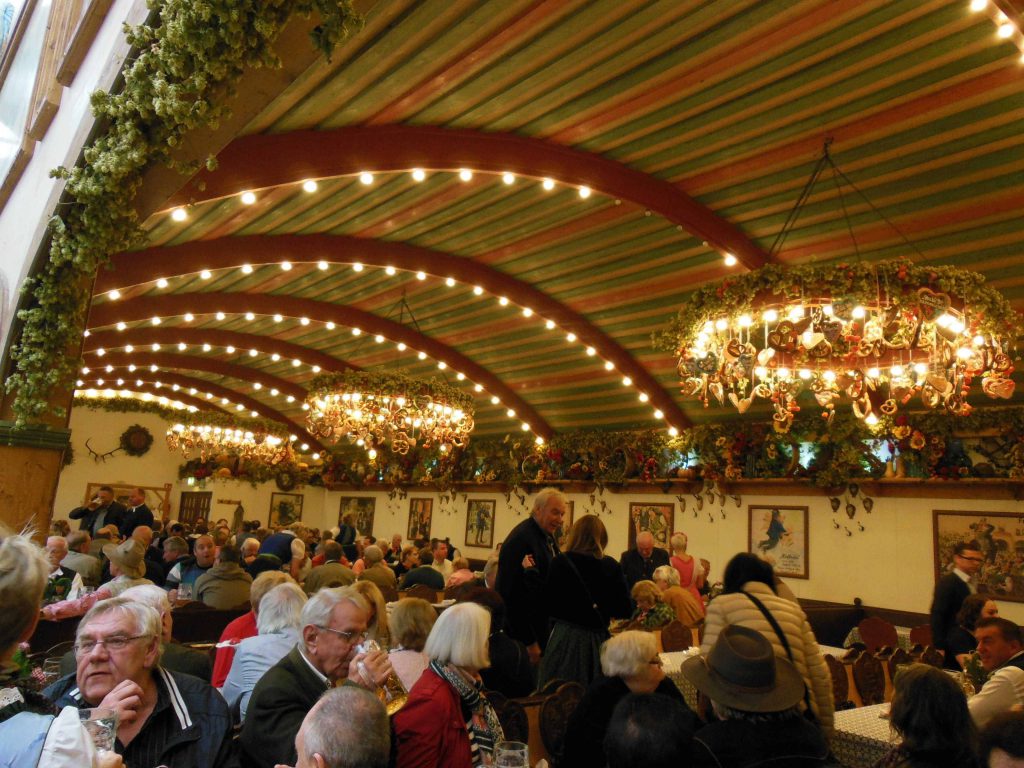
[5,1,362,426]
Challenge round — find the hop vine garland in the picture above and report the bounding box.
[6,0,362,426]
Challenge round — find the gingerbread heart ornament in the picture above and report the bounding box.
[983,376,1015,400]
[916,287,952,321]
[768,321,798,353]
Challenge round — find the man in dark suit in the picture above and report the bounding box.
[121,486,155,537]
[496,487,566,664]
[241,585,394,768]
[620,531,670,590]
[68,485,128,537]
[931,539,983,654]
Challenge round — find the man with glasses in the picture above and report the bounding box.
[240,585,395,768]
[45,596,233,768]
[931,539,984,660]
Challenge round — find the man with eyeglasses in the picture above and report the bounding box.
[931,539,985,661]
[45,596,233,768]
[240,585,395,768]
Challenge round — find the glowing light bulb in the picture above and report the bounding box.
[280,261,292,271]
[411,168,425,182]
[200,270,212,280]
[499,296,509,306]
[416,271,426,281]
[473,286,483,295]
[542,178,555,191]
[300,317,310,326]
[865,413,879,426]
[202,343,212,352]
[522,307,533,317]
[241,264,253,274]
[715,318,728,331]
[418,352,427,360]
[604,361,614,371]
[763,309,778,322]
[723,253,737,267]
[274,314,284,323]
[216,311,226,321]
[788,305,804,322]
[654,410,664,419]
[397,342,406,351]
[867,367,880,379]
[177,342,187,351]
[639,392,649,403]
[737,314,752,328]
[249,349,257,357]
[271,353,280,361]
[116,322,127,331]
[151,317,161,326]
[124,345,133,353]
[474,384,483,393]
[622,377,632,387]
[107,289,121,300]
[458,169,473,181]
[171,208,187,222]
[545,320,555,330]
[578,186,591,199]
[303,179,318,193]
[852,306,866,319]
[359,172,374,185]
[890,365,905,377]
[998,22,1013,38]
[586,346,596,356]
[317,260,329,271]
[778,367,791,380]
[668,426,679,437]
[823,370,837,383]
[352,263,364,273]
[754,366,768,378]
[970,0,987,9]
[374,334,384,343]
[914,362,928,376]
[799,369,811,380]
[957,347,973,360]
[502,172,515,185]
[566,333,577,343]
[245,312,255,321]
[385,266,396,276]
[326,322,335,330]
[240,191,256,205]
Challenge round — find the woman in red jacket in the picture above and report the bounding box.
[394,602,505,768]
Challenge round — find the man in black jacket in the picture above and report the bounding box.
[122,487,155,537]
[620,531,670,590]
[931,539,983,654]
[496,487,565,664]
[69,485,127,537]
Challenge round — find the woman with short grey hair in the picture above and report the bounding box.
[220,582,308,721]
[394,603,504,766]
[563,631,697,767]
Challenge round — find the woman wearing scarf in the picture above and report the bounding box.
[394,602,504,768]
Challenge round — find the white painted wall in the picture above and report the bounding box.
[52,405,1024,624]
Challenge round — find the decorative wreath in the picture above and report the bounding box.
[120,424,154,457]
[276,469,297,491]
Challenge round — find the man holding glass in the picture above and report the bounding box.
[45,596,234,768]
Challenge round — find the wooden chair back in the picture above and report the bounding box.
[823,653,852,710]
[885,647,912,681]
[378,584,399,603]
[660,620,692,652]
[539,682,585,764]
[908,624,933,648]
[404,584,438,602]
[857,616,898,654]
[485,690,529,743]
[919,645,945,668]
[851,651,886,705]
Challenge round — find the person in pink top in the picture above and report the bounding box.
[445,557,476,589]
[669,532,705,606]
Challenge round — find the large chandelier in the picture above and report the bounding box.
[668,145,1018,430]
[166,418,292,462]
[305,371,475,455]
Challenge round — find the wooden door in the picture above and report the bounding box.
[178,492,212,524]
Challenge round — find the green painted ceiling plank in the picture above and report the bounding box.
[580,0,954,155]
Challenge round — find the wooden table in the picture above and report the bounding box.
[830,703,896,768]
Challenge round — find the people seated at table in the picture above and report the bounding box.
[969,618,1024,729]
[88,524,120,559]
[669,532,705,604]
[240,585,394,768]
[383,533,404,564]
[289,686,391,768]
[604,692,695,768]
[620,530,670,590]
[0,526,122,768]
[931,540,984,662]
[165,533,216,595]
[240,536,261,567]
[684,624,831,767]
[427,539,454,582]
[624,579,675,630]
[220,581,307,721]
[979,711,1024,768]
[194,544,253,609]
[445,557,477,589]
[256,522,307,581]
[211,570,294,687]
[399,546,446,591]
[393,602,505,768]
[303,540,356,594]
[161,534,190,575]
[358,545,398,591]
[353,579,391,648]
[947,594,1000,670]
[129,525,167,586]
[392,545,420,581]
[458,587,536,698]
[538,514,631,690]
[56,584,212,681]
[879,663,980,768]
[563,629,696,767]
[63,530,102,587]
[700,552,834,730]
[45,596,234,768]
[388,597,437,691]
[44,535,84,602]
[653,564,705,625]
[41,538,154,620]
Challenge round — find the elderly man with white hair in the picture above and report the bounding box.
[289,684,391,768]
[496,487,567,663]
[240,585,395,768]
[620,530,670,591]
[45,596,234,767]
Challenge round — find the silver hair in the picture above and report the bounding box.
[257,583,307,634]
[601,630,657,679]
[531,487,566,517]
[653,565,680,587]
[163,536,189,555]
[0,526,50,651]
[363,545,383,566]
[119,584,171,616]
[78,596,163,663]
[299,586,369,652]
[301,687,390,768]
[424,602,490,670]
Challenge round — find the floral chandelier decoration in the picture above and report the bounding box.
[661,147,1018,431]
[166,412,293,463]
[305,371,475,455]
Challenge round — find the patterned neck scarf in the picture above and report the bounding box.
[429,660,504,766]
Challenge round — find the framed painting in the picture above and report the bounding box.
[748,505,809,579]
[555,500,575,552]
[933,510,1024,603]
[628,502,673,551]
[465,499,497,549]
[269,492,303,527]
[408,498,433,542]
[338,497,376,538]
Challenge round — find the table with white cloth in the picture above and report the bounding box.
[661,648,701,710]
[830,703,897,768]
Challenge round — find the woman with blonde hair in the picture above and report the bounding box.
[625,580,675,630]
[669,532,705,604]
[353,579,391,648]
[538,514,631,689]
[389,597,437,690]
[0,526,122,767]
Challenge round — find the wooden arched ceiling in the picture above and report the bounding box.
[80,0,1024,442]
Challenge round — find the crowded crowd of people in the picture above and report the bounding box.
[3,487,1024,767]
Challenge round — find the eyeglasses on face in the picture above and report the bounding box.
[75,634,152,655]
[315,625,367,643]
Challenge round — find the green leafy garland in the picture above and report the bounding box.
[6,0,362,426]
[306,371,476,413]
[655,260,1019,353]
